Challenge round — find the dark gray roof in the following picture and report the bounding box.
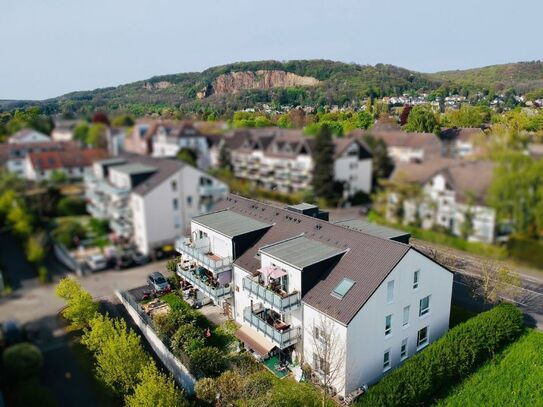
[193,210,271,238]
[214,195,414,325]
[111,163,157,176]
[334,218,410,241]
[260,236,346,269]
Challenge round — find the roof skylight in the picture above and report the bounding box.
[331,278,355,299]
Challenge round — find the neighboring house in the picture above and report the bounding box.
[8,128,51,144]
[25,149,108,181]
[51,120,79,141]
[390,160,496,243]
[152,121,211,170]
[0,140,81,178]
[216,128,373,195]
[440,127,485,158]
[175,196,453,397]
[84,155,229,256]
[352,128,442,164]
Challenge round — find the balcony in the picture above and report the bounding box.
[86,203,107,219]
[175,238,233,274]
[242,278,300,312]
[110,218,132,236]
[97,181,130,198]
[243,307,301,349]
[199,184,228,197]
[176,264,231,301]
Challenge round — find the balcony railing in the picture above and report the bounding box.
[175,238,233,273]
[242,278,300,312]
[176,265,231,301]
[86,203,107,219]
[110,218,132,236]
[243,307,301,349]
[198,184,228,196]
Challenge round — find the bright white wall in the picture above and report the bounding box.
[343,248,453,395]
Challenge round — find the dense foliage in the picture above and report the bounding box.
[2,342,43,380]
[438,330,543,406]
[358,303,524,407]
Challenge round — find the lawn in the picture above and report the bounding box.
[161,292,185,310]
[438,330,543,406]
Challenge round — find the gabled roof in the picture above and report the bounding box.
[28,149,108,171]
[440,127,484,143]
[9,128,50,143]
[352,128,442,156]
[214,195,411,325]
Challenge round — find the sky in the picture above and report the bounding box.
[1,0,542,100]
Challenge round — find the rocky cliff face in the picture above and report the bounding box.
[198,70,320,98]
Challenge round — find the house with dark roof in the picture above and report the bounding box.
[175,195,453,397]
[390,159,496,243]
[85,154,228,255]
[213,127,373,195]
[440,127,485,158]
[25,148,108,181]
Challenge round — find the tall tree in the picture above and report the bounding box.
[404,105,440,134]
[363,135,394,188]
[125,364,187,407]
[311,124,336,200]
[176,148,197,167]
[218,143,232,170]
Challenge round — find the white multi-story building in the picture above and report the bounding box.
[175,195,453,397]
[390,160,496,243]
[85,155,228,256]
[216,128,373,195]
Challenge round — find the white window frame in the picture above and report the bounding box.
[419,295,430,317]
[383,349,391,371]
[386,280,394,304]
[417,326,429,350]
[385,314,392,337]
[400,338,408,360]
[413,270,420,290]
[402,305,410,327]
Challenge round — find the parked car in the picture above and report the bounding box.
[132,251,149,265]
[147,272,171,294]
[115,253,135,270]
[86,254,107,272]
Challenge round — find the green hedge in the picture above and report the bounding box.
[358,303,524,407]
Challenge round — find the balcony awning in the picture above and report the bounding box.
[235,325,275,357]
[257,265,287,279]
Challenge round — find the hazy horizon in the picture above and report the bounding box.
[2,0,542,100]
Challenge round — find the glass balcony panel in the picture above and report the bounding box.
[175,238,232,273]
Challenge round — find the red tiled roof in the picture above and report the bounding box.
[28,149,108,171]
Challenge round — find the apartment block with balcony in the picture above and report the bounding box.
[84,155,228,256]
[213,128,373,196]
[177,195,453,398]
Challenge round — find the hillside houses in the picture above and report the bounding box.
[175,195,453,397]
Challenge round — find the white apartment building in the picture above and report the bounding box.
[219,128,373,196]
[390,160,496,243]
[175,196,453,398]
[85,155,228,256]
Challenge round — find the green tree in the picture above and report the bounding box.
[363,135,394,188]
[404,105,440,134]
[26,234,45,264]
[2,342,43,381]
[73,121,90,143]
[190,347,227,377]
[125,364,186,407]
[171,324,205,356]
[55,277,98,327]
[7,203,32,237]
[110,114,134,127]
[441,105,488,128]
[50,169,68,185]
[218,144,232,170]
[311,124,336,201]
[86,123,108,148]
[176,148,197,167]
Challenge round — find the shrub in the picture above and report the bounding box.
[190,347,227,377]
[358,303,524,407]
[57,196,86,216]
[195,377,217,404]
[53,219,86,249]
[507,235,543,269]
[154,308,197,342]
[55,277,98,327]
[171,324,205,356]
[38,265,49,284]
[125,364,187,407]
[3,342,43,380]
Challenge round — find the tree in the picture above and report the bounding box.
[311,124,336,201]
[176,148,197,167]
[3,342,43,380]
[469,262,522,304]
[57,196,87,216]
[363,135,394,188]
[171,324,205,356]
[399,105,413,126]
[7,203,32,237]
[73,121,90,143]
[441,105,488,128]
[125,364,187,407]
[190,346,227,377]
[86,123,108,148]
[50,169,68,185]
[356,110,373,129]
[404,105,440,134]
[218,143,232,170]
[26,234,45,264]
[110,114,134,127]
[55,277,98,327]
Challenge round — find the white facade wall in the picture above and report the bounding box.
[153,135,211,170]
[341,249,452,396]
[51,129,73,142]
[334,145,372,194]
[388,146,424,163]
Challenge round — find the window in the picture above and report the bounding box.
[313,353,329,374]
[172,198,178,210]
[400,338,408,360]
[385,314,392,337]
[383,350,391,371]
[313,326,320,340]
[331,278,355,299]
[403,306,410,327]
[171,180,177,191]
[419,296,430,316]
[413,270,420,289]
[187,196,192,206]
[417,326,429,349]
[386,280,394,303]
